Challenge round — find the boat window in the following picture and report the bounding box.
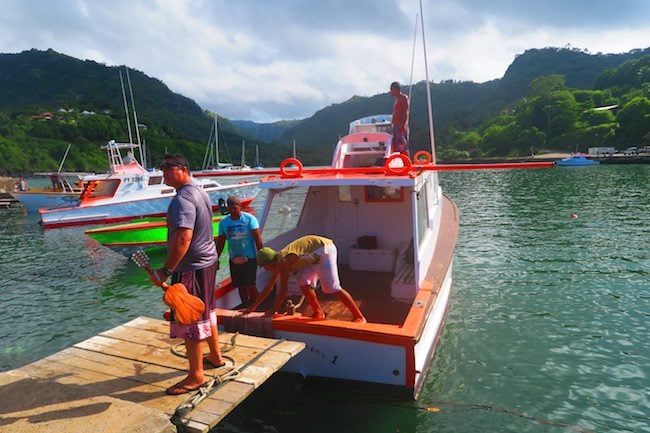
[148,176,163,186]
[262,186,308,241]
[365,186,403,202]
[338,185,352,202]
[89,179,120,198]
[416,183,430,244]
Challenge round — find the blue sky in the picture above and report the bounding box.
[1,0,648,122]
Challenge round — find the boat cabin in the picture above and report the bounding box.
[257,116,446,325]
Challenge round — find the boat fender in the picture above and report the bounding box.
[279,158,303,178]
[384,153,412,175]
[413,150,432,165]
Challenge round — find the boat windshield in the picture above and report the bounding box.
[261,186,308,242]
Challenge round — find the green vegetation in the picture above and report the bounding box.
[1,47,649,174]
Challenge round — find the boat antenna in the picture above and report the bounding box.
[407,13,419,115]
[125,67,144,165]
[419,0,436,163]
[119,70,134,145]
[57,143,72,173]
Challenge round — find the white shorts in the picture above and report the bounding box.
[295,243,341,294]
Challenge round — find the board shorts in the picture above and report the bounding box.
[169,262,218,341]
[295,243,342,294]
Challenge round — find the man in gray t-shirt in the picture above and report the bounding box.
[150,154,224,396]
[167,183,218,271]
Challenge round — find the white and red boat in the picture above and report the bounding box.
[39,140,260,228]
[10,171,91,212]
[213,115,457,398]
[214,114,551,398]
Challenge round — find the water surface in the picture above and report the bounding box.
[1,165,648,433]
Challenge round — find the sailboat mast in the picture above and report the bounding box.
[125,67,144,165]
[292,139,297,159]
[119,70,134,145]
[241,140,246,167]
[419,0,436,163]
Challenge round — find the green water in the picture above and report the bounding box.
[1,165,648,432]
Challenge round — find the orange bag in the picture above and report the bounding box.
[163,283,206,325]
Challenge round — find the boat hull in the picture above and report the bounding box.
[556,156,599,166]
[40,184,258,228]
[10,191,79,212]
[217,195,458,398]
[86,215,226,255]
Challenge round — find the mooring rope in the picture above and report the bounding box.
[169,334,287,432]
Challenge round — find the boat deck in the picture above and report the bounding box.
[0,317,304,433]
[294,267,411,324]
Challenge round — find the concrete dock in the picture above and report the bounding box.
[0,316,304,433]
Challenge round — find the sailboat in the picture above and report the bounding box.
[202,115,234,172]
[239,140,251,171]
[254,144,264,170]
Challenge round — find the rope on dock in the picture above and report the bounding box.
[170,333,287,432]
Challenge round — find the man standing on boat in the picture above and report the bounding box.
[216,195,263,308]
[390,81,410,156]
[150,154,224,395]
[245,235,366,323]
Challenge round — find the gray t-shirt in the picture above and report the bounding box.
[167,183,218,271]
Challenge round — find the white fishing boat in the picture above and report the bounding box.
[39,140,260,228]
[213,112,551,398]
[10,144,93,211]
[10,171,91,212]
[213,114,456,398]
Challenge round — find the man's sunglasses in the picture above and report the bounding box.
[159,162,186,170]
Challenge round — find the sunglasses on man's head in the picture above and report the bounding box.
[159,162,185,170]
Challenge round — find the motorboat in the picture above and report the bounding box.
[39,140,260,228]
[10,171,92,212]
[214,115,458,398]
[85,212,243,256]
[556,153,600,166]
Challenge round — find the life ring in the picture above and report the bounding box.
[384,153,412,175]
[413,150,432,165]
[279,158,303,178]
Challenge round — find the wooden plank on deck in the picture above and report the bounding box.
[0,316,304,433]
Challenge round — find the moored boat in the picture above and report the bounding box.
[10,171,92,212]
[214,115,456,398]
[39,140,260,228]
[85,212,240,255]
[556,153,600,166]
[212,109,553,398]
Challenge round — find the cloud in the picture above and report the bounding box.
[1,0,649,121]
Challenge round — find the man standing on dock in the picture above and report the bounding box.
[390,81,409,156]
[151,154,224,395]
[216,195,263,308]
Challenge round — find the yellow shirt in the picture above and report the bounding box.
[279,235,333,272]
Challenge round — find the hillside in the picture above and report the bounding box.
[1,46,649,173]
[270,47,650,161]
[0,49,268,173]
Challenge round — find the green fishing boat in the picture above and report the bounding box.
[85,215,225,255]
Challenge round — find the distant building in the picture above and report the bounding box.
[588,146,618,156]
[31,112,54,120]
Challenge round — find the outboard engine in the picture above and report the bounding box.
[218,198,230,215]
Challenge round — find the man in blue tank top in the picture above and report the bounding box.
[150,154,224,395]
